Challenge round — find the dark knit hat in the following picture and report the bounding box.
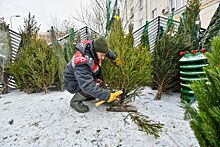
[93,37,109,54]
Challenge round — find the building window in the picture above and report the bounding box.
[139,0,143,10]
[151,0,157,18]
[182,0,187,5]
[139,18,143,26]
[170,0,175,10]
[169,0,187,11]
[176,0,181,9]
[152,8,157,19]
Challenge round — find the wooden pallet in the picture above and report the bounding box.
[106,105,137,112]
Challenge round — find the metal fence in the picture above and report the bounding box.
[133,16,180,49]
[53,26,102,46]
[133,16,206,50]
[9,29,21,62]
[56,16,181,50]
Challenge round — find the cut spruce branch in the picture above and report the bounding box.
[107,94,164,138]
[124,112,164,139]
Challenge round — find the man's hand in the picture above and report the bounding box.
[94,79,106,88]
[107,90,123,103]
[114,57,122,66]
[95,90,123,107]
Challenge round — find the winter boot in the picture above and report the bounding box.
[70,92,89,113]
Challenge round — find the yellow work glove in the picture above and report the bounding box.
[107,90,123,102]
[95,90,123,107]
[114,57,122,66]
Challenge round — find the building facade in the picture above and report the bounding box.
[120,0,220,32]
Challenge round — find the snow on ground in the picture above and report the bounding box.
[0,87,198,147]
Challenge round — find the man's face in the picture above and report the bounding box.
[96,52,106,61]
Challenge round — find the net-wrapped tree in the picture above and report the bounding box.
[64,27,75,62]
[102,17,152,101]
[176,0,201,51]
[138,20,149,49]
[185,36,220,147]
[0,21,12,94]
[8,13,58,93]
[49,26,66,91]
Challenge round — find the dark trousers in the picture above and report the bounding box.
[78,79,106,101]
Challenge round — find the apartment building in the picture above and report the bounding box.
[120,0,219,32]
[120,0,147,31]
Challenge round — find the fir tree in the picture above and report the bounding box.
[8,14,58,93]
[102,17,163,138]
[9,38,58,93]
[185,36,220,147]
[102,17,152,100]
[152,17,180,100]
[19,13,39,51]
[152,34,180,100]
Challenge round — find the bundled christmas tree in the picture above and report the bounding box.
[200,3,220,50]
[0,21,12,94]
[64,27,75,62]
[49,26,66,91]
[8,14,58,93]
[138,20,149,49]
[176,0,201,51]
[185,36,220,147]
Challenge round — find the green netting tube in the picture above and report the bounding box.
[180,71,205,75]
[180,64,208,69]
[180,77,208,81]
[180,83,191,88]
[181,94,196,102]
[181,88,194,94]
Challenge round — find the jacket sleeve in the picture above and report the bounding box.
[106,49,117,60]
[74,63,110,101]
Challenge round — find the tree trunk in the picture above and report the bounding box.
[155,85,163,100]
[2,71,9,94]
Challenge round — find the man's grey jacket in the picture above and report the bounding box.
[64,40,116,101]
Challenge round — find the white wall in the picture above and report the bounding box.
[120,0,219,32]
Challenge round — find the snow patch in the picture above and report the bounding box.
[0,87,199,147]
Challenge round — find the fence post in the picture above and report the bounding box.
[155,16,161,42]
[85,26,88,40]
